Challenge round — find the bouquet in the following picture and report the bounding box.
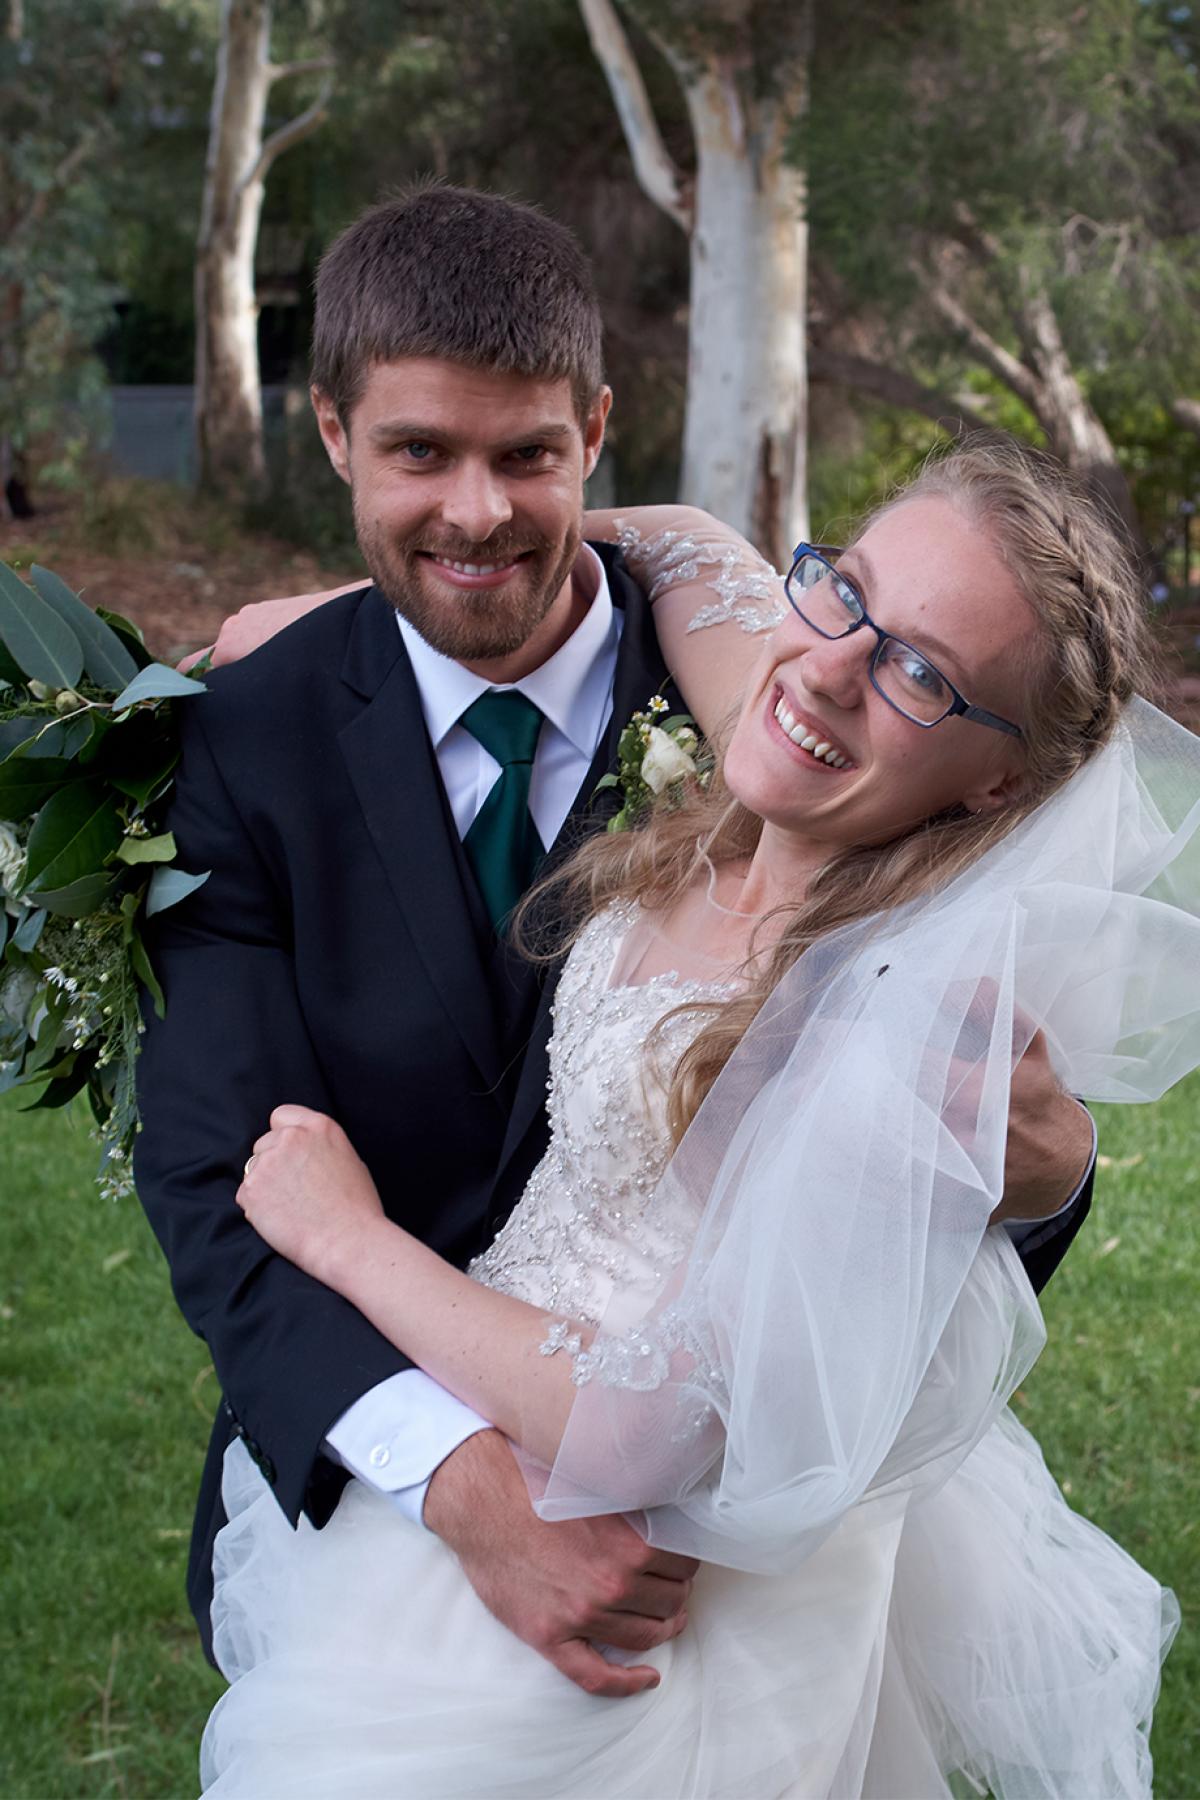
[0,561,209,1196]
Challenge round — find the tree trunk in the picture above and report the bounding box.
[579,0,811,566]
[194,0,273,499]
[1171,398,1200,442]
[679,67,809,567]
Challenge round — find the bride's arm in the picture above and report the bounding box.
[586,506,789,739]
[237,1106,590,1468]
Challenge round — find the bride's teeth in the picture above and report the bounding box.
[812,742,831,759]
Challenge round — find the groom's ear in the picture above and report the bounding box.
[311,386,352,486]
[581,386,613,481]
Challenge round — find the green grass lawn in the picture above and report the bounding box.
[1,1078,1197,1799]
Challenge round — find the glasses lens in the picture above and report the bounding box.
[790,554,864,635]
[874,637,952,723]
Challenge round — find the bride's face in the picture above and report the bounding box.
[723,497,1036,852]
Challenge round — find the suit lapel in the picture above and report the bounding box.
[337,589,502,1091]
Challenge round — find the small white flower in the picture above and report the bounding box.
[641,725,698,795]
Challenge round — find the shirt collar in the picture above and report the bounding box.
[396,544,619,754]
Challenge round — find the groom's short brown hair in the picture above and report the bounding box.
[311,182,605,426]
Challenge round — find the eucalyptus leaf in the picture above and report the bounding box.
[36,873,119,918]
[111,762,177,808]
[12,907,46,952]
[0,755,75,822]
[23,782,124,893]
[0,561,85,689]
[116,831,176,866]
[0,718,49,761]
[131,932,164,1017]
[111,663,208,711]
[11,711,96,760]
[29,566,139,691]
[146,864,209,916]
[20,1055,95,1110]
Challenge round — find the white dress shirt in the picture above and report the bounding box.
[325,546,622,1525]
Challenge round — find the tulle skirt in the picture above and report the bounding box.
[200,1412,1176,1799]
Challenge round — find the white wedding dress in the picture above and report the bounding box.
[200,902,1175,1800]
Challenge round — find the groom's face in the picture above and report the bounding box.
[313,358,611,673]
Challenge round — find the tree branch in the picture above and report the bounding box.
[244,74,334,191]
[578,0,690,232]
[913,263,1042,413]
[265,55,335,85]
[808,348,990,437]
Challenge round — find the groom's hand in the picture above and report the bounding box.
[993,1030,1093,1222]
[424,1429,696,1699]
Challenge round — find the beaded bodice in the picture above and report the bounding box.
[469,903,733,1330]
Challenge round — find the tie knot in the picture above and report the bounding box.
[460,690,543,767]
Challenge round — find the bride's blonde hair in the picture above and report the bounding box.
[520,440,1159,1145]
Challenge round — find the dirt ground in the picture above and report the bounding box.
[3,484,1199,726]
[0,489,357,665]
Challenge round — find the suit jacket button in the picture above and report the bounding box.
[259,1454,276,1485]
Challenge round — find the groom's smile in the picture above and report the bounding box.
[312,356,612,682]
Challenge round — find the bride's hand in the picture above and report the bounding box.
[236,1104,385,1286]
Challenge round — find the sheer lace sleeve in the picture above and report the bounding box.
[613,516,788,637]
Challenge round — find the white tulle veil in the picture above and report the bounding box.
[534,697,1200,1570]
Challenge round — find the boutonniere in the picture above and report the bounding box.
[595,694,712,832]
[0,560,210,1196]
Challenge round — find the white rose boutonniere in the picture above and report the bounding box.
[595,695,711,832]
[641,724,698,794]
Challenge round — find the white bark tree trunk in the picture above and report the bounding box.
[679,67,808,566]
[194,0,330,498]
[580,0,811,566]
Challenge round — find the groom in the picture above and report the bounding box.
[135,183,1096,1695]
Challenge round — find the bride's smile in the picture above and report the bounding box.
[724,496,1034,870]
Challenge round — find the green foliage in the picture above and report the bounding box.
[0,564,208,1191]
[0,1,212,493]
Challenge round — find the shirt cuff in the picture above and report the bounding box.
[1002,1106,1097,1251]
[324,1370,490,1529]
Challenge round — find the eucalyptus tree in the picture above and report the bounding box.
[194,0,333,498]
[581,0,813,564]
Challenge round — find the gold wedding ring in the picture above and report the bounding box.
[243,1153,259,1179]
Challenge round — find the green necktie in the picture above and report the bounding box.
[460,690,546,932]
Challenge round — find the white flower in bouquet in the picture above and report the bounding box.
[641,724,699,795]
[0,822,27,915]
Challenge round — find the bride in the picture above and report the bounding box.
[201,442,1199,1797]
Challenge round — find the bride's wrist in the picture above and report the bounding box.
[321,1212,398,1299]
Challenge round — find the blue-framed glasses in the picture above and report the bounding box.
[784,544,1024,738]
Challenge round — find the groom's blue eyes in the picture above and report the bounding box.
[393,442,549,466]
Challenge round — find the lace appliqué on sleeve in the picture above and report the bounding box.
[539,1308,723,1445]
[614,519,788,637]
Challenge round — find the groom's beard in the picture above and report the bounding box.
[355,506,583,662]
